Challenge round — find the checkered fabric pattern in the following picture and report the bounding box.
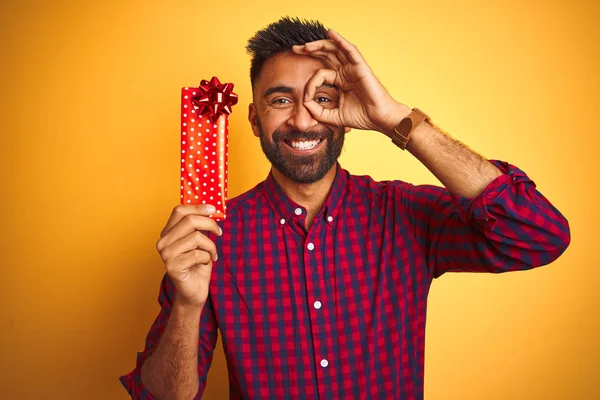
[120,160,570,399]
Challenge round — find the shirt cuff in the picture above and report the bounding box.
[451,160,535,230]
[119,352,157,400]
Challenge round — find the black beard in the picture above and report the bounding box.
[257,118,345,184]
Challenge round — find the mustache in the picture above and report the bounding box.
[272,127,334,142]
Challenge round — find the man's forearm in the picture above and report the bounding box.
[383,104,503,199]
[141,299,203,400]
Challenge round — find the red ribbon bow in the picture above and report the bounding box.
[191,76,238,123]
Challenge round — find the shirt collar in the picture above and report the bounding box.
[263,162,348,227]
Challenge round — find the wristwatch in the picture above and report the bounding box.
[391,108,430,150]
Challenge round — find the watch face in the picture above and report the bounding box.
[398,117,413,135]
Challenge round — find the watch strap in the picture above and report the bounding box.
[391,108,430,150]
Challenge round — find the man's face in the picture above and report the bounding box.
[248,51,348,184]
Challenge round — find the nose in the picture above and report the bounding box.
[287,102,319,132]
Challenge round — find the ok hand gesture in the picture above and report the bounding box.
[292,29,408,135]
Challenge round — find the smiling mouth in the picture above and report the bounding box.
[283,138,323,151]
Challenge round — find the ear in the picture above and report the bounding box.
[248,103,260,137]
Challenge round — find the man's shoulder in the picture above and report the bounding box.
[345,169,412,195]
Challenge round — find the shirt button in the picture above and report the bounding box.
[307,242,315,251]
[327,216,333,222]
[294,208,302,216]
[314,301,322,309]
[320,359,329,368]
[280,218,286,225]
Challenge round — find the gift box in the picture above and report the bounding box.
[180,77,238,220]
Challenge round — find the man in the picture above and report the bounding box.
[120,17,570,400]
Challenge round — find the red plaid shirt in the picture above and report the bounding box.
[120,160,570,399]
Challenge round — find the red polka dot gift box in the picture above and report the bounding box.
[180,77,238,220]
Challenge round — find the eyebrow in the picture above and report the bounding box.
[263,85,294,98]
[262,83,339,98]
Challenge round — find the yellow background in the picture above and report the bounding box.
[1,0,598,398]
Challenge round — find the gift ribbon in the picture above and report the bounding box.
[191,76,239,122]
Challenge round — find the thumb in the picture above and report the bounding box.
[303,100,339,126]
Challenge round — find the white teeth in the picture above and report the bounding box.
[289,139,320,150]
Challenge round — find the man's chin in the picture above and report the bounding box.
[260,137,340,184]
[280,160,334,184]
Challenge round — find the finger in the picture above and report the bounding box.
[157,214,221,252]
[293,40,348,64]
[161,230,218,263]
[327,29,364,64]
[302,49,342,69]
[161,204,220,238]
[304,68,339,102]
[303,100,338,127]
[166,249,212,276]
[293,45,342,68]
[158,214,221,252]
[303,68,341,126]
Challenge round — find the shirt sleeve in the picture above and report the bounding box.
[119,273,219,399]
[402,159,571,279]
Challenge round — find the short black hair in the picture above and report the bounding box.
[246,17,329,91]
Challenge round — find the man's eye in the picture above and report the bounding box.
[316,96,331,103]
[271,98,291,105]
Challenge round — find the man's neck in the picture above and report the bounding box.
[271,165,337,230]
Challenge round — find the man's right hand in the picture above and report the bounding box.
[155,204,222,309]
